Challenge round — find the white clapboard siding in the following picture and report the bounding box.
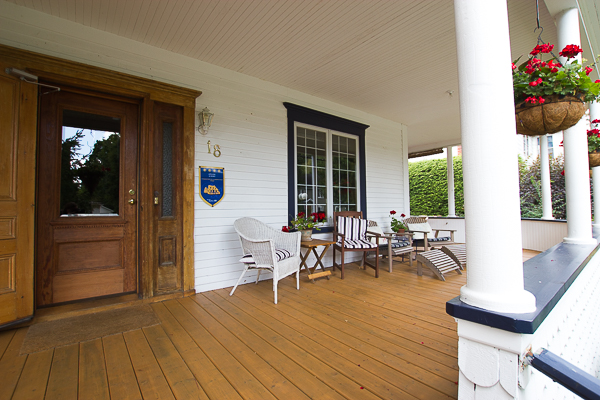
[0,6,409,293]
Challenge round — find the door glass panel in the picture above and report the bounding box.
[60,109,121,216]
[161,122,173,217]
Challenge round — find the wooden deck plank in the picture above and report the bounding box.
[151,302,244,400]
[162,299,278,400]
[178,297,312,400]
[195,292,356,400]
[79,338,110,400]
[202,290,418,399]
[123,329,175,400]
[45,343,79,400]
[226,287,452,400]
[0,328,28,400]
[142,324,209,400]
[0,328,16,359]
[276,281,458,369]
[11,349,53,400]
[277,273,459,353]
[102,333,143,400]
[241,282,459,398]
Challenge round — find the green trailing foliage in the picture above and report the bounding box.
[408,157,464,217]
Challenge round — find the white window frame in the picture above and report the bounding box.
[294,121,361,225]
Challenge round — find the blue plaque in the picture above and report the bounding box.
[199,166,224,207]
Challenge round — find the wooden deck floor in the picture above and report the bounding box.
[0,251,540,400]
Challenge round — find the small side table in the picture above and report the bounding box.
[300,238,336,282]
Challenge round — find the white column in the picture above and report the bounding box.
[540,136,554,219]
[557,8,596,244]
[591,102,600,233]
[454,0,535,313]
[447,146,456,217]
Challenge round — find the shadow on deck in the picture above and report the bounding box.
[0,251,540,399]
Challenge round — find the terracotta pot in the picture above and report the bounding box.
[300,229,312,241]
[396,229,405,234]
[590,152,600,168]
[515,95,586,136]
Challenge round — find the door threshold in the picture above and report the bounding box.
[10,291,193,329]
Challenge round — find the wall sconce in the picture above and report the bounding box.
[198,107,214,135]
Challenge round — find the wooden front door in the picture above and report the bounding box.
[36,90,139,306]
[152,103,184,294]
[0,61,37,325]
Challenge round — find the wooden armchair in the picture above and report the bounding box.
[404,216,457,253]
[333,211,379,279]
[366,220,414,272]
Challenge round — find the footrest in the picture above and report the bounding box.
[416,249,462,281]
[441,244,466,270]
[307,270,331,281]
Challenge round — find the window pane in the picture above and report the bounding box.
[161,122,173,217]
[60,110,120,217]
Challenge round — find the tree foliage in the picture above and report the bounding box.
[408,157,464,216]
[519,155,566,219]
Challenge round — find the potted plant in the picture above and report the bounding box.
[589,119,600,168]
[513,43,600,136]
[390,210,407,233]
[290,211,321,241]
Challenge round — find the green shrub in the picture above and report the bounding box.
[408,157,464,216]
[519,155,566,219]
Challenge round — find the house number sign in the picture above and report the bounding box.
[207,141,221,157]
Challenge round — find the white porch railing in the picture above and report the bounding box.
[429,217,568,252]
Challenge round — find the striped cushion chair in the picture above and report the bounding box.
[332,211,379,279]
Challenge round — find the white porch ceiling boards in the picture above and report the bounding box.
[5,0,579,152]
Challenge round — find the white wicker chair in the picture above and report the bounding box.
[231,217,302,304]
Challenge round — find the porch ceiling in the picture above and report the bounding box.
[5,0,596,152]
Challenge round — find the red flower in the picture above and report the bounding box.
[401,213,406,217]
[512,62,516,70]
[586,66,593,76]
[596,80,600,83]
[298,211,305,218]
[530,44,554,55]
[538,97,546,104]
[592,119,600,124]
[588,129,600,136]
[282,226,289,232]
[525,96,538,104]
[318,212,326,221]
[559,44,582,59]
[559,140,564,147]
[560,170,565,176]
[528,78,543,87]
[390,210,396,215]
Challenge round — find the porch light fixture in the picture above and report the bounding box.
[198,107,214,135]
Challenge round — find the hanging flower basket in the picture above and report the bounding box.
[515,94,586,136]
[589,152,600,168]
[513,42,600,136]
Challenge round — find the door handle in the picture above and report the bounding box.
[154,191,159,205]
[128,199,136,205]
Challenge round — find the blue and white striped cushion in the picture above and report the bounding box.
[239,248,293,264]
[337,216,367,241]
[341,239,378,249]
[379,240,411,249]
[428,236,451,242]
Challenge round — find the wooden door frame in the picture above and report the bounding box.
[0,44,200,302]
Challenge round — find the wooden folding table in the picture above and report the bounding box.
[300,238,335,282]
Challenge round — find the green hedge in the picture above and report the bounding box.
[408,157,464,216]
[408,155,566,219]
